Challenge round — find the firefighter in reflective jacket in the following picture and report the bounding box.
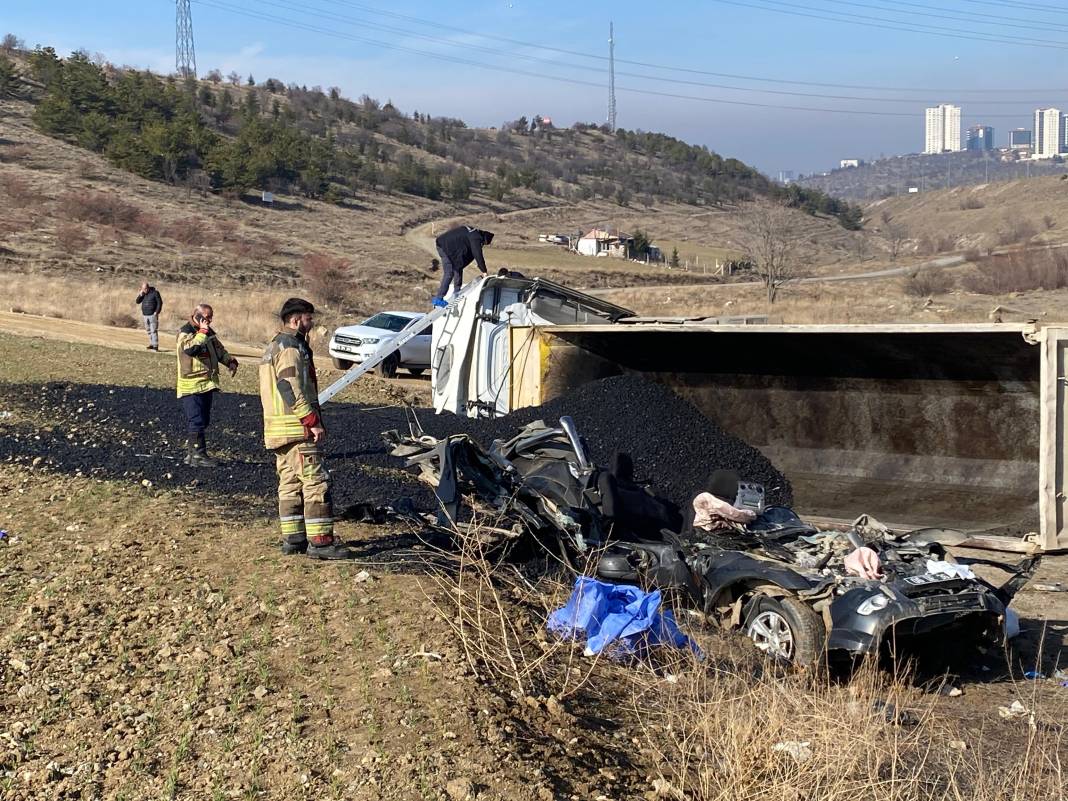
[259,298,353,560]
[176,303,238,466]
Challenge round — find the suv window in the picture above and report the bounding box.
[362,313,412,332]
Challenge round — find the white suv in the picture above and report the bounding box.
[328,311,431,378]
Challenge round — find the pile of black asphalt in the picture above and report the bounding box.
[0,375,790,519]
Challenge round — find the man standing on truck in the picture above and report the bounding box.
[260,297,353,560]
[431,225,494,308]
[135,281,163,351]
[176,303,239,467]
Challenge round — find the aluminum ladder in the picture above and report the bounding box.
[318,278,482,405]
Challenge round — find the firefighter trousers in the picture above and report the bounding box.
[274,440,334,542]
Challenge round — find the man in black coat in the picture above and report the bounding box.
[135,281,163,351]
[432,226,494,307]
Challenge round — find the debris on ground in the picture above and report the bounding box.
[1031,581,1067,592]
[772,740,813,762]
[997,700,1030,719]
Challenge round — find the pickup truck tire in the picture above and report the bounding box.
[377,353,399,379]
[743,596,826,668]
[332,357,353,370]
[407,367,425,377]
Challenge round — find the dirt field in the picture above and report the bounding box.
[1,330,1066,801]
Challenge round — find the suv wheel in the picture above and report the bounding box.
[332,357,353,370]
[376,353,399,379]
[744,596,826,667]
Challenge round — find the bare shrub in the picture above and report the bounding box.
[214,219,240,241]
[902,269,953,297]
[0,174,43,207]
[57,190,141,228]
[55,222,91,254]
[302,252,351,305]
[963,247,982,262]
[996,216,1037,246]
[134,212,165,238]
[1043,214,1056,230]
[162,216,214,247]
[958,195,984,210]
[97,225,126,246]
[75,160,99,180]
[962,250,1068,294]
[105,312,139,329]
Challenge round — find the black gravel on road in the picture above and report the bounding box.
[0,375,789,518]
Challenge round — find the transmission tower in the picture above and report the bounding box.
[176,0,197,78]
[607,21,616,130]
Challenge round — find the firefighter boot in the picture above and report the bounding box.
[307,536,356,560]
[187,433,218,468]
[281,534,308,555]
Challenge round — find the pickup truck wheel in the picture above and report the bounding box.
[407,367,425,377]
[331,357,353,370]
[376,353,399,379]
[744,596,826,667]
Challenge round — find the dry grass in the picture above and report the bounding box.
[962,249,1068,295]
[431,523,1066,801]
[0,272,291,344]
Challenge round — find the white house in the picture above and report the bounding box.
[576,227,633,258]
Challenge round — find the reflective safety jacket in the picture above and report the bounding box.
[259,330,322,450]
[176,322,234,398]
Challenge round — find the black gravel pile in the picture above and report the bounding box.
[0,375,789,518]
[415,374,792,510]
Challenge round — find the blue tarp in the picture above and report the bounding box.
[547,576,701,658]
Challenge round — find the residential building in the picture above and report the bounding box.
[924,104,961,154]
[966,125,994,152]
[576,227,634,259]
[776,170,795,184]
[839,158,862,168]
[1008,128,1032,150]
[1033,108,1064,158]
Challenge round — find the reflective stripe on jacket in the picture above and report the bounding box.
[259,330,321,450]
[176,322,232,398]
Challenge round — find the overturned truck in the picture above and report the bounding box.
[425,276,1067,554]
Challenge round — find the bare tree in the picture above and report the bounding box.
[736,202,808,304]
[2,33,25,53]
[227,70,241,87]
[206,68,223,84]
[881,212,908,261]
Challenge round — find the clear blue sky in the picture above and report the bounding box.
[5,0,1067,173]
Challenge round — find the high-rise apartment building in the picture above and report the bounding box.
[1009,128,1032,150]
[925,104,961,154]
[1033,108,1064,158]
[966,124,994,152]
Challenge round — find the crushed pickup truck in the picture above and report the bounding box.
[385,417,1041,666]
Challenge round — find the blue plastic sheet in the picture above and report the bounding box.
[547,576,700,658]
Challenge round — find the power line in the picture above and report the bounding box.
[176,0,197,77]
[709,0,1068,50]
[823,0,1068,34]
[219,0,1058,104]
[295,0,1068,93]
[190,0,1047,119]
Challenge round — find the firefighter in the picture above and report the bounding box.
[176,303,238,466]
[260,297,353,560]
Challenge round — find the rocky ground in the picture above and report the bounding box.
[1,332,1067,801]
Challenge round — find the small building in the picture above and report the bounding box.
[839,159,863,169]
[576,227,634,259]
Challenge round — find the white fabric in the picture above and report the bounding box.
[925,560,976,580]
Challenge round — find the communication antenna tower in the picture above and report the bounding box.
[607,21,616,130]
[176,0,197,78]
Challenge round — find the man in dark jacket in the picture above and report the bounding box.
[135,281,163,350]
[432,226,494,307]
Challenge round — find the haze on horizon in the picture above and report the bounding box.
[6,0,1067,176]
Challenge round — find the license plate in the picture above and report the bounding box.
[904,573,948,586]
